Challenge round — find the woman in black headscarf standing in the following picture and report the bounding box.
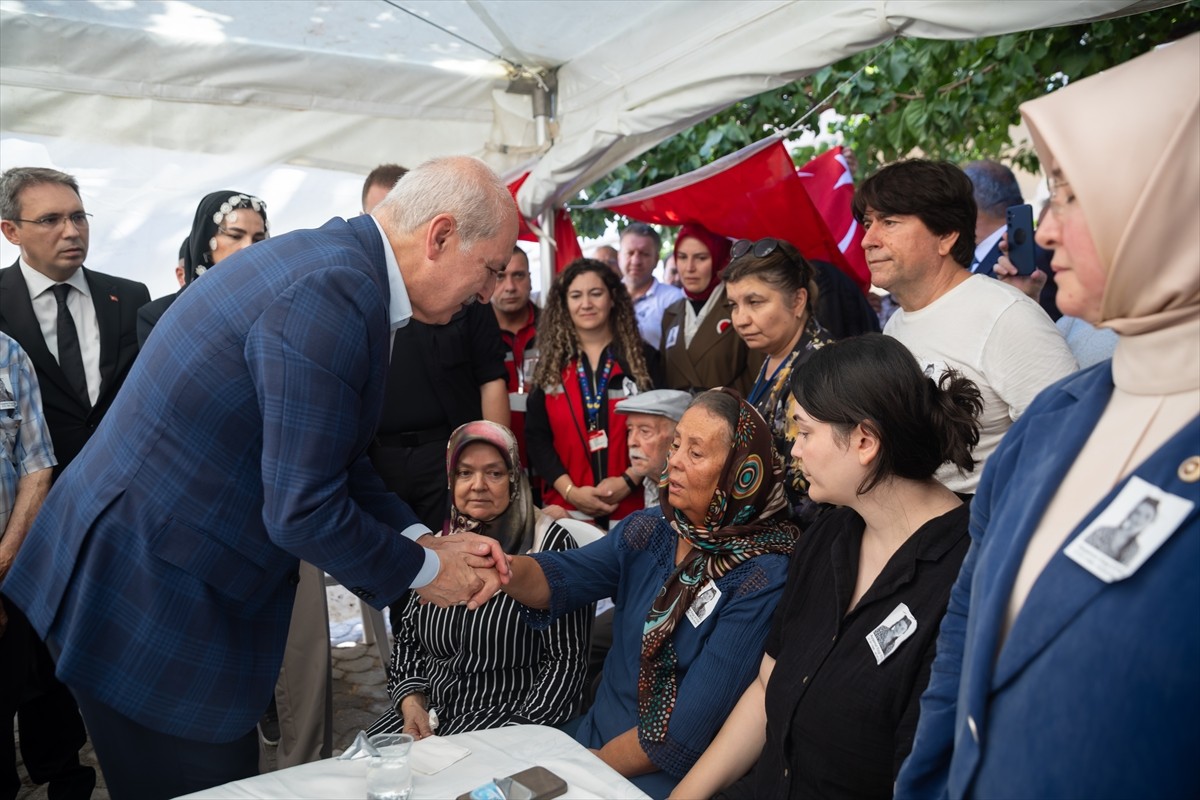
[137,190,267,346]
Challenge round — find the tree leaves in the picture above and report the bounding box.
[568,1,1199,239]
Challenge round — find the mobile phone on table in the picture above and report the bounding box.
[456,766,568,800]
[1005,203,1037,276]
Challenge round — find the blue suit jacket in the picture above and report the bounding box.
[896,362,1200,798]
[3,215,429,743]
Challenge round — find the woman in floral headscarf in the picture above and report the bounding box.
[660,222,763,395]
[367,421,589,739]
[502,388,797,799]
[136,190,268,346]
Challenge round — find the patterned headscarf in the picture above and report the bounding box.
[639,387,799,743]
[184,190,268,285]
[441,421,536,556]
[675,222,732,302]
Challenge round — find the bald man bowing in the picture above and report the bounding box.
[2,156,519,798]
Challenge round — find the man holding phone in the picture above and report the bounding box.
[963,160,1060,319]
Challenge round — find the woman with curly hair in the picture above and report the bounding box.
[525,258,660,526]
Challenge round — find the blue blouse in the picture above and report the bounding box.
[528,509,789,799]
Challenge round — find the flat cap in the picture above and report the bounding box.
[615,389,693,422]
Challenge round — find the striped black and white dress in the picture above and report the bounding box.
[367,521,591,735]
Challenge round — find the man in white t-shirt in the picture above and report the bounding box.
[854,159,1077,492]
[619,222,683,350]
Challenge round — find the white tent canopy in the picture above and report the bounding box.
[0,0,1171,293]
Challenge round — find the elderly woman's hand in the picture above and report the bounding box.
[400,694,435,740]
[569,485,619,518]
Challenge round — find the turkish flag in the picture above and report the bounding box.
[591,136,868,293]
[797,146,868,289]
[508,172,583,272]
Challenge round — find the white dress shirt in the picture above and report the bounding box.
[971,225,1005,273]
[18,259,101,406]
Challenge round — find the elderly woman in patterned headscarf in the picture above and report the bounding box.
[501,388,798,799]
[368,421,590,740]
[137,190,267,346]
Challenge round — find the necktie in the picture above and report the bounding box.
[52,283,91,408]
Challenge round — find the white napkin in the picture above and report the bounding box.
[411,736,471,775]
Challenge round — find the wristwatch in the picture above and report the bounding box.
[621,472,640,494]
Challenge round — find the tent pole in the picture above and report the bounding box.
[534,82,555,304]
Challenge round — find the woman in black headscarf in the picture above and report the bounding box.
[136,190,267,346]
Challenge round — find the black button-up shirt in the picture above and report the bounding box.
[721,500,971,800]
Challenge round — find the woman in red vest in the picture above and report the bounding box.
[526,258,658,527]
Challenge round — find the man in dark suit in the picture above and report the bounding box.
[962,160,1059,319]
[0,167,149,475]
[2,156,518,798]
[0,166,150,799]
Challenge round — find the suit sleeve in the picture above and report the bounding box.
[244,266,429,607]
[894,487,991,799]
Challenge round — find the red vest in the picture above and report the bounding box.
[501,303,539,468]
[540,357,643,521]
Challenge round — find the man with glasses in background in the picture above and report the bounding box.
[0,166,149,798]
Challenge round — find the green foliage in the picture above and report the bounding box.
[570,1,1199,239]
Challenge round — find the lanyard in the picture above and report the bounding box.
[576,349,615,430]
[748,352,793,407]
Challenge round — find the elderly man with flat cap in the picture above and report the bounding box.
[576,389,692,708]
[614,389,693,506]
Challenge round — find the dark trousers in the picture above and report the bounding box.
[369,438,448,631]
[368,439,449,533]
[1,596,94,800]
[72,689,257,800]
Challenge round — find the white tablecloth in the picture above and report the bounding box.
[177,725,650,799]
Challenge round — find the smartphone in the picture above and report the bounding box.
[456,766,568,800]
[1005,203,1037,276]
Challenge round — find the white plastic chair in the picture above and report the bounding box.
[553,516,606,547]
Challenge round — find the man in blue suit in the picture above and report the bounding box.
[1,156,519,798]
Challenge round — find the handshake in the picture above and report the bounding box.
[412,532,513,610]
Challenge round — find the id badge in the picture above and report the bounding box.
[587,429,609,452]
[866,602,917,664]
[686,580,721,627]
[1064,475,1194,583]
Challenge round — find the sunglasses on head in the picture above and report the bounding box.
[730,238,782,260]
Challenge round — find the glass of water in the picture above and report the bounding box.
[366,733,414,800]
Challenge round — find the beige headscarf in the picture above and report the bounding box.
[1020,33,1200,337]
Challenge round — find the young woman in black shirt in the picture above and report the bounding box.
[671,334,982,800]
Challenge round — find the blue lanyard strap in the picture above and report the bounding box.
[576,349,615,427]
[747,353,792,407]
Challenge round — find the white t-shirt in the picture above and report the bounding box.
[884,275,1078,492]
